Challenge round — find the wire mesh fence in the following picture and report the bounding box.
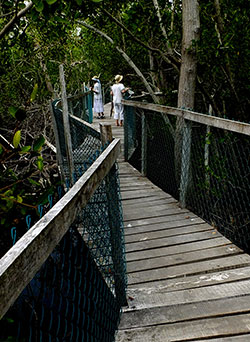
[1,224,122,342]
[67,90,93,123]
[124,102,250,253]
[0,97,127,341]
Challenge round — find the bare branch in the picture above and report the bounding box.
[101,8,180,70]
[77,19,175,136]
[0,1,33,40]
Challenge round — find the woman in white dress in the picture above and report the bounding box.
[111,75,129,126]
[91,76,104,119]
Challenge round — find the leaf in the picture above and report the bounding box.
[28,178,41,186]
[0,145,3,155]
[35,0,44,12]
[17,195,23,203]
[33,135,45,152]
[76,0,83,5]
[13,130,21,148]
[91,0,103,2]
[37,156,44,171]
[8,106,18,118]
[46,0,58,4]
[30,83,38,103]
[21,146,31,153]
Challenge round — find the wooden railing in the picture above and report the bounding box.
[0,138,120,319]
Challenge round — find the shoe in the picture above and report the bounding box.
[101,116,105,119]
[97,116,101,119]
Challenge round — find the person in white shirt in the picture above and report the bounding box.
[111,75,129,126]
[91,76,104,119]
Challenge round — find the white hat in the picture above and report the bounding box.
[115,75,123,83]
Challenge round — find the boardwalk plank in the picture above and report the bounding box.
[128,254,250,285]
[129,266,250,291]
[116,313,250,342]
[119,294,250,329]
[125,223,213,242]
[126,237,232,262]
[127,245,242,273]
[125,230,222,252]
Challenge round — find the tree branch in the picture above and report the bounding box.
[77,19,175,136]
[101,8,180,71]
[0,1,33,40]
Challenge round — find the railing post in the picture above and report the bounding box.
[179,119,192,208]
[100,125,127,306]
[124,105,129,161]
[59,64,74,185]
[204,105,212,186]
[141,113,147,176]
[49,102,66,182]
[87,91,93,123]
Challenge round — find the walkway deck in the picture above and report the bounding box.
[93,104,250,341]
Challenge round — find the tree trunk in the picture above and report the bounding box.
[175,0,200,205]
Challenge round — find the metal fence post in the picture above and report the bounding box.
[87,91,93,123]
[179,120,192,208]
[124,105,129,161]
[141,113,147,176]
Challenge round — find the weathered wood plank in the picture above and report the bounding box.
[124,212,198,227]
[127,254,250,286]
[128,265,250,292]
[119,294,250,329]
[123,207,190,221]
[125,223,212,242]
[125,230,221,253]
[125,237,232,262]
[127,244,242,273]
[117,313,250,341]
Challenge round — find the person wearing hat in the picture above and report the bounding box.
[110,75,129,126]
[91,75,104,119]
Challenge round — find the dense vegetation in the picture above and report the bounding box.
[0,0,249,254]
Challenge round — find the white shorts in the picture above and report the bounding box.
[114,103,124,120]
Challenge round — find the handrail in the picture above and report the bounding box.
[0,138,120,319]
[123,100,250,136]
[56,90,92,107]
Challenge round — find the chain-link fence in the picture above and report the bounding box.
[67,90,93,123]
[0,97,127,341]
[124,101,250,253]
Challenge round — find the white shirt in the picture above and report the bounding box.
[112,83,125,104]
[93,82,102,100]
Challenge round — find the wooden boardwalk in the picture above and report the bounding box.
[93,104,250,342]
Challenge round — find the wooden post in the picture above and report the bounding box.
[100,123,113,146]
[179,119,192,208]
[49,102,66,182]
[59,64,74,185]
[141,113,147,176]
